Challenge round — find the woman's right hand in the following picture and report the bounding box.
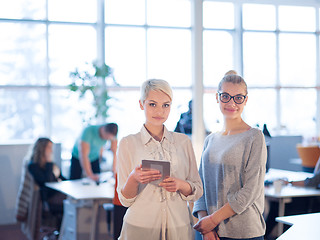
[131,164,161,184]
[203,231,220,240]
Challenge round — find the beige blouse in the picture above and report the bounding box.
[117,125,203,240]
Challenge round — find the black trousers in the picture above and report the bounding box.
[113,205,128,240]
[69,156,100,180]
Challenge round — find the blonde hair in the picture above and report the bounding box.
[140,79,173,102]
[218,70,248,95]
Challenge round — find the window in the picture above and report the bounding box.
[105,0,145,25]
[243,32,277,87]
[49,25,97,86]
[147,0,191,27]
[147,28,192,86]
[239,2,319,136]
[1,0,320,156]
[279,33,316,87]
[0,22,46,86]
[48,0,97,23]
[203,31,234,88]
[203,1,234,29]
[278,6,316,32]
[0,1,98,159]
[105,26,146,86]
[0,0,193,159]
[0,0,45,20]
[242,4,276,31]
[0,88,47,141]
[105,0,193,142]
[281,89,316,135]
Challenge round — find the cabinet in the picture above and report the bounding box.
[59,199,108,240]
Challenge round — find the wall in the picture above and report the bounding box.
[0,143,61,225]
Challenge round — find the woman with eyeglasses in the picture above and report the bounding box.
[193,71,267,240]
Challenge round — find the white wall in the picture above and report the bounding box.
[0,143,61,225]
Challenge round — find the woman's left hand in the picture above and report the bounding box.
[194,215,218,235]
[159,177,182,192]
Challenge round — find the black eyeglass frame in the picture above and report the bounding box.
[218,92,247,104]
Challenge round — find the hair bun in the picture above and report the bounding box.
[224,70,237,76]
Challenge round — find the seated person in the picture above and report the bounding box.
[265,157,320,237]
[286,158,320,188]
[28,137,66,229]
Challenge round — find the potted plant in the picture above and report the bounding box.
[68,61,118,122]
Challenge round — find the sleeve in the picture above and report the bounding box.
[192,160,207,217]
[28,163,53,187]
[227,131,267,214]
[116,137,137,207]
[180,137,203,202]
[304,169,320,188]
[80,126,91,143]
[192,136,210,217]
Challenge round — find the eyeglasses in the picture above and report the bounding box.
[218,92,247,104]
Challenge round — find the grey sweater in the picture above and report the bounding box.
[193,128,267,239]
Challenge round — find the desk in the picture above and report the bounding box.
[276,212,320,240]
[265,168,320,236]
[46,173,114,240]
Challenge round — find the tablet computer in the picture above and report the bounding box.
[141,159,170,184]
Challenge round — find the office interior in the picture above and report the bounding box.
[1,0,320,239]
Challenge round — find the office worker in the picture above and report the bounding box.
[28,137,66,229]
[286,157,320,187]
[117,79,203,240]
[193,71,267,240]
[69,123,118,181]
[174,99,193,135]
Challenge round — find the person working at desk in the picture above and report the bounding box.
[69,123,118,181]
[265,158,320,238]
[28,137,66,229]
[286,158,320,188]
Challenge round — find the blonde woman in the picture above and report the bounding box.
[117,79,203,240]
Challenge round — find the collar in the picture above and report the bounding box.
[140,125,174,145]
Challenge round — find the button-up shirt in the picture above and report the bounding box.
[117,125,203,240]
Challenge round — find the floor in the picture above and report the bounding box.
[0,222,61,240]
[0,224,28,240]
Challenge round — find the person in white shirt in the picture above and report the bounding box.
[117,79,203,240]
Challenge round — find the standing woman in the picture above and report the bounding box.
[193,72,267,240]
[117,79,203,240]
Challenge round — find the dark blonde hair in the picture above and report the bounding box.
[218,70,248,95]
[31,137,52,168]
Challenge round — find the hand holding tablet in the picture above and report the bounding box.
[142,159,171,184]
